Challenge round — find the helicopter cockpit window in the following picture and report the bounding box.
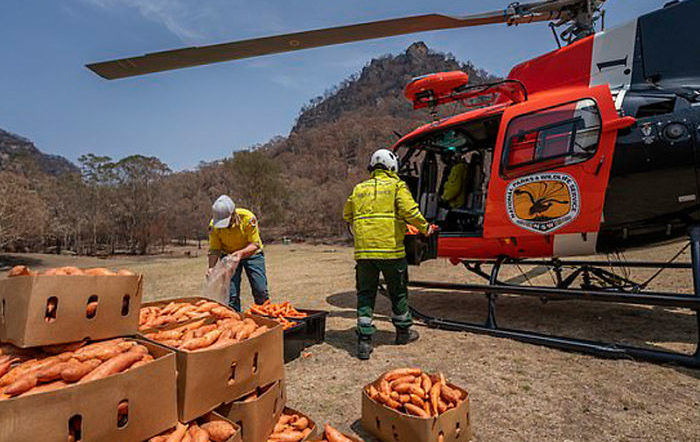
[502,98,602,177]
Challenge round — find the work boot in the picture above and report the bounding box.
[395,327,419,345]
[357,335,373,360]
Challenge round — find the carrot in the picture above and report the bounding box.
[249,325,269,339]
[393,383,425,397]
[19,380,67,397]
[404,403,430,418]
[165,422,188,442]
[78,349,144,383]
[200,421,236,441]
[8,265,30,277]
[421,373,432,394]
[389,375,416,387]
[430,382,441,416]
[5,374,38,396]
[384,368,422,381]
[181,329,222,351]
[324,424,354,442]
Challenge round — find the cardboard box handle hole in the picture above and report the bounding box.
[121,295,130,316]
[1,298,5,323]
[375,417,381,430]
[227,362,237,386]
[252,352,259,374]
[391,424,399,441]
[68,414,82,441]
[45,296,58,323]
[86,295,98,319]
[236,420,243,437]
[117,399,129,428]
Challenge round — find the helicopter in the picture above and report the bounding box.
[87,0,700,367]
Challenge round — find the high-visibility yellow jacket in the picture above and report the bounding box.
[441,162,468,209]
[343,169,429,260]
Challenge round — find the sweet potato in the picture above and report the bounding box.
[410,393,426,408]
[393,383,425,397]
[86,301,99,317]
[78,349,144,383]
[291,416,309,430]
[269,430,305,441]
[117,269,135,276]
[200,420,236,441]
[193,324,217,338]
[195,301,219,313]
[378,392,401,409]
[249,325,269,339]
[181,329,222,351]
[84,268,114,276]
[421,373,432,394]
[0,358,16,378]
[389,375,415,388]
[440,384,461,404]
[154,330,183,341]
[36,360,71,383]
[234,322,256,341]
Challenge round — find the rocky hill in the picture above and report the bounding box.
[0,129,78,176]
[292,42,499,132]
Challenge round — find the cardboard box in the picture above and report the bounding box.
[139,296,229,333]
[143,315,284,422]
[361,375,472,442]
[0,339,178,442]
[278,407,319,442]
[216,380,287,442]
[152,412,242,442]
[0,274,143,347]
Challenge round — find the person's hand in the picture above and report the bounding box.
[206,268,214,279]
[425,224,438,236]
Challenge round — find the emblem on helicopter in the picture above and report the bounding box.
[506,172,580,234]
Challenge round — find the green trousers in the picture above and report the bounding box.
[356,257,413,336]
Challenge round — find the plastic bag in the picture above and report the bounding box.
[202,254,240,305]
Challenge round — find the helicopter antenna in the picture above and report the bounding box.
[87,0,607,80]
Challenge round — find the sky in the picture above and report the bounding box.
[0,0,665,170]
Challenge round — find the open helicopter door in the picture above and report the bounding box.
[405,151,440,265]
[484,84,635,257]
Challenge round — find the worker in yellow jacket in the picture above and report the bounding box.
[343,149,435,360]
[441,148,468,209]
[208,195,269,312]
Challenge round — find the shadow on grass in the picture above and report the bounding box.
[325,327,395,358]
[0,254,44,271]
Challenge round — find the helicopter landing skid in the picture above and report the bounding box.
[407,231,700,368]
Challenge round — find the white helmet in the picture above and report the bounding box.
[369,149,399,172]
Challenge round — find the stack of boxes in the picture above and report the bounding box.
[0,272,179,442]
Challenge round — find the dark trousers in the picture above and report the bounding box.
[356,257,413,336]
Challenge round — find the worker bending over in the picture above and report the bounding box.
[343,149,435,360]
[208,195,270,311]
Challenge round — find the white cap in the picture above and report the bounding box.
[212,195,236,228]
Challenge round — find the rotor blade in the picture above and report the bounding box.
[87,1,574,79]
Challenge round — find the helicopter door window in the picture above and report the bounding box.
[501,99,602,178]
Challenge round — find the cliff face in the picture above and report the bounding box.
[0,129,78,176]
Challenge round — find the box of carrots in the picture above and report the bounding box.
[215,379,287,442]
[139,303,284,422]
[148,412,241,442]
[1,266,143,347]
[265,407,319,441]
[361,368,472,442]
[0,337,178,442]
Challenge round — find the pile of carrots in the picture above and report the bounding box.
[248,301,307,330]
[314,424,356,442]
[7,265,135,277]
[143,316,270,351]
[149,419,237,442]
[0,338,154,400]
[365,368,466,418]
[140,300,239,331]
[267,411,314,441]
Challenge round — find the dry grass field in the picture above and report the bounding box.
[2,242,699,441]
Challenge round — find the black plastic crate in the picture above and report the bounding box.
[283,321,307,363]
[295,309,329,347]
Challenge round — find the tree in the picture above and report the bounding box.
[0,172,48,249]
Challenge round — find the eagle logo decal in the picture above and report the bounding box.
[506,172,580,234]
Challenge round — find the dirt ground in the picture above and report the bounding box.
[2,243,699,441]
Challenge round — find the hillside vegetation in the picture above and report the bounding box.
[0,42,498,255]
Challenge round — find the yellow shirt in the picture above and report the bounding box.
[209,208,263,255]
